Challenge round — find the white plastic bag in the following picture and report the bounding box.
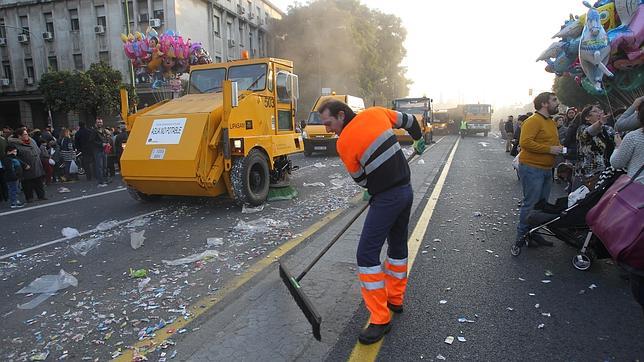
[69,160,79,174]
[16,269,78,309]
[48,158,55,166]
[512,155,520,170]
[568,185,590,207]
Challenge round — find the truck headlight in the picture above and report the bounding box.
[233,139,243,149]
[232,139,244,153]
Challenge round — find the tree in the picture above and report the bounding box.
[271,0,411,119]
[39,62,128,121]
[552,74,600,109]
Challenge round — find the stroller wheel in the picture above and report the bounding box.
[572,254,591,271]
[511,245,521,256]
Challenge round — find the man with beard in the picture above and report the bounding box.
[511,92,563,255]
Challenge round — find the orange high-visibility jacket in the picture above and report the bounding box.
[337,107,422,195]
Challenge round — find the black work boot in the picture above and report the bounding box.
[387,302,403,313]
[358,323,391,345]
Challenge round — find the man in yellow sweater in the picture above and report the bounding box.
[511,92,563,256]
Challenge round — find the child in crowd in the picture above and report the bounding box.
[2,145,29,208]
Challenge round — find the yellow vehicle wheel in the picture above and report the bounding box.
[127,186,160,202]
[231,149,270,206]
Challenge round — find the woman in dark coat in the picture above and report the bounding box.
[8,128,46,202]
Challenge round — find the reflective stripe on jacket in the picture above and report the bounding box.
[337,107,421,195]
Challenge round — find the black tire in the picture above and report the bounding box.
[231,149,270,206]
[303,142,313,157]
[127,186,160,202]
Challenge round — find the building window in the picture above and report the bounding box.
[0,18,6,38]
[48,56,58,72]
[44,12,54,35]
[213,15,221,37]
[249,30,253,52]
[247,1,252,14]
[227,21,233,39]
[96,5,106,27]
[153,0,164,21]
[99,51,110,65]
[19,16,29,36]
[70,9,80,31]
[2,61,11,82]
[73,54,83,70]
[25,59,34,80]
[239,26,244,46]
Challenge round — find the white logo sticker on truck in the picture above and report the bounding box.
[150,148,166,159]
[146,118,187,145]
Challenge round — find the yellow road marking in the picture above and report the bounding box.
[116,207,345,361]
[348,137,460,362]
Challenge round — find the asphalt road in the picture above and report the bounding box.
[0,151,364,361]
[326,134,644,361]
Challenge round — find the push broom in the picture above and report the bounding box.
[278,151,417,341]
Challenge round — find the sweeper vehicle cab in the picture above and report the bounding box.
[119,53,302,206]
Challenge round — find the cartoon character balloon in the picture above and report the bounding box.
[578,1,614,91]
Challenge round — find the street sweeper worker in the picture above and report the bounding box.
[318,100,425,344]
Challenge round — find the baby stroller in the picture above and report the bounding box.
[511,168,625,271]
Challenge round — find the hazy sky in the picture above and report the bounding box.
[271,0,587,107]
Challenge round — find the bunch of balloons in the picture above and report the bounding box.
[537,0,643,96]
[121,28,212,89]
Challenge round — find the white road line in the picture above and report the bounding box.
[0,209,163,261]
[0,188,127,217]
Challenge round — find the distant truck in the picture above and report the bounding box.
[301,93,365,156]
[447,104,493,137]
[432,109,450,135]
[391,97,433,143]
[119,55,303,206]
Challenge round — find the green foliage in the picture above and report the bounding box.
[272,0,410,118]
[38,62,127,119]
[552,74,599,109]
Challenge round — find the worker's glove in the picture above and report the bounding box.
[362,190,371,201]
[413,138,426,155]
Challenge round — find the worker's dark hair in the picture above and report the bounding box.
[5,144,16,153]
[533,92,554,110]
[317,100,357,126]
[580,104,597,125]
[517,114,528,122]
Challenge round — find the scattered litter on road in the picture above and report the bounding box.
[506,307,514,311]
[162,250,219,266]
[126,217,150,228]
[444,336,454,345]
[541,312,551,317]
[96,220,119,231]
[16,269,78,309]
[589,284,598,289]
[242,204,265,214]
[537,323,545,329]
[485,249,494,254]
[473,212,482,217]
[417,159,425,165]
[303,182,326,187]
[518,277,526,281]
[61,227,80,238]
[458,317,475,323]
[137,277,151,292]
[313,162,326,168]
[535,304,540,309]
[71,238,102,256]
[436,354,446,360]
[29,351,49,361]
[233,218,289,234]
[457,336,466,342]
[57,187,71,193]
[129,268,148,278]
[439,300,447,304]
[206,238,224,248]
[544,270,554,277]
[433,238,441,243]
[541,280,551,284]
[130,231,146,250]
[529,293,536,296]
[478,142,490,147]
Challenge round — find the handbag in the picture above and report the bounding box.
[586,164,644,269]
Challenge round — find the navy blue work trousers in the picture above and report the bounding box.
[357,184,414,267]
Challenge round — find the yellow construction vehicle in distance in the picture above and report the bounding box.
[119,54,303,206]
[301,93,365,156]
[392,97,433,143]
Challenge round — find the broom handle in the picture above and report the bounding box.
[296,150,417,281]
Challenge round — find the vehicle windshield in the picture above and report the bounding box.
[229,63,267,91]
[307,111,323,125]
[188,68,226,94]
[434,113,449,122]
[395,100,429,114]
[465,105,491,114]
